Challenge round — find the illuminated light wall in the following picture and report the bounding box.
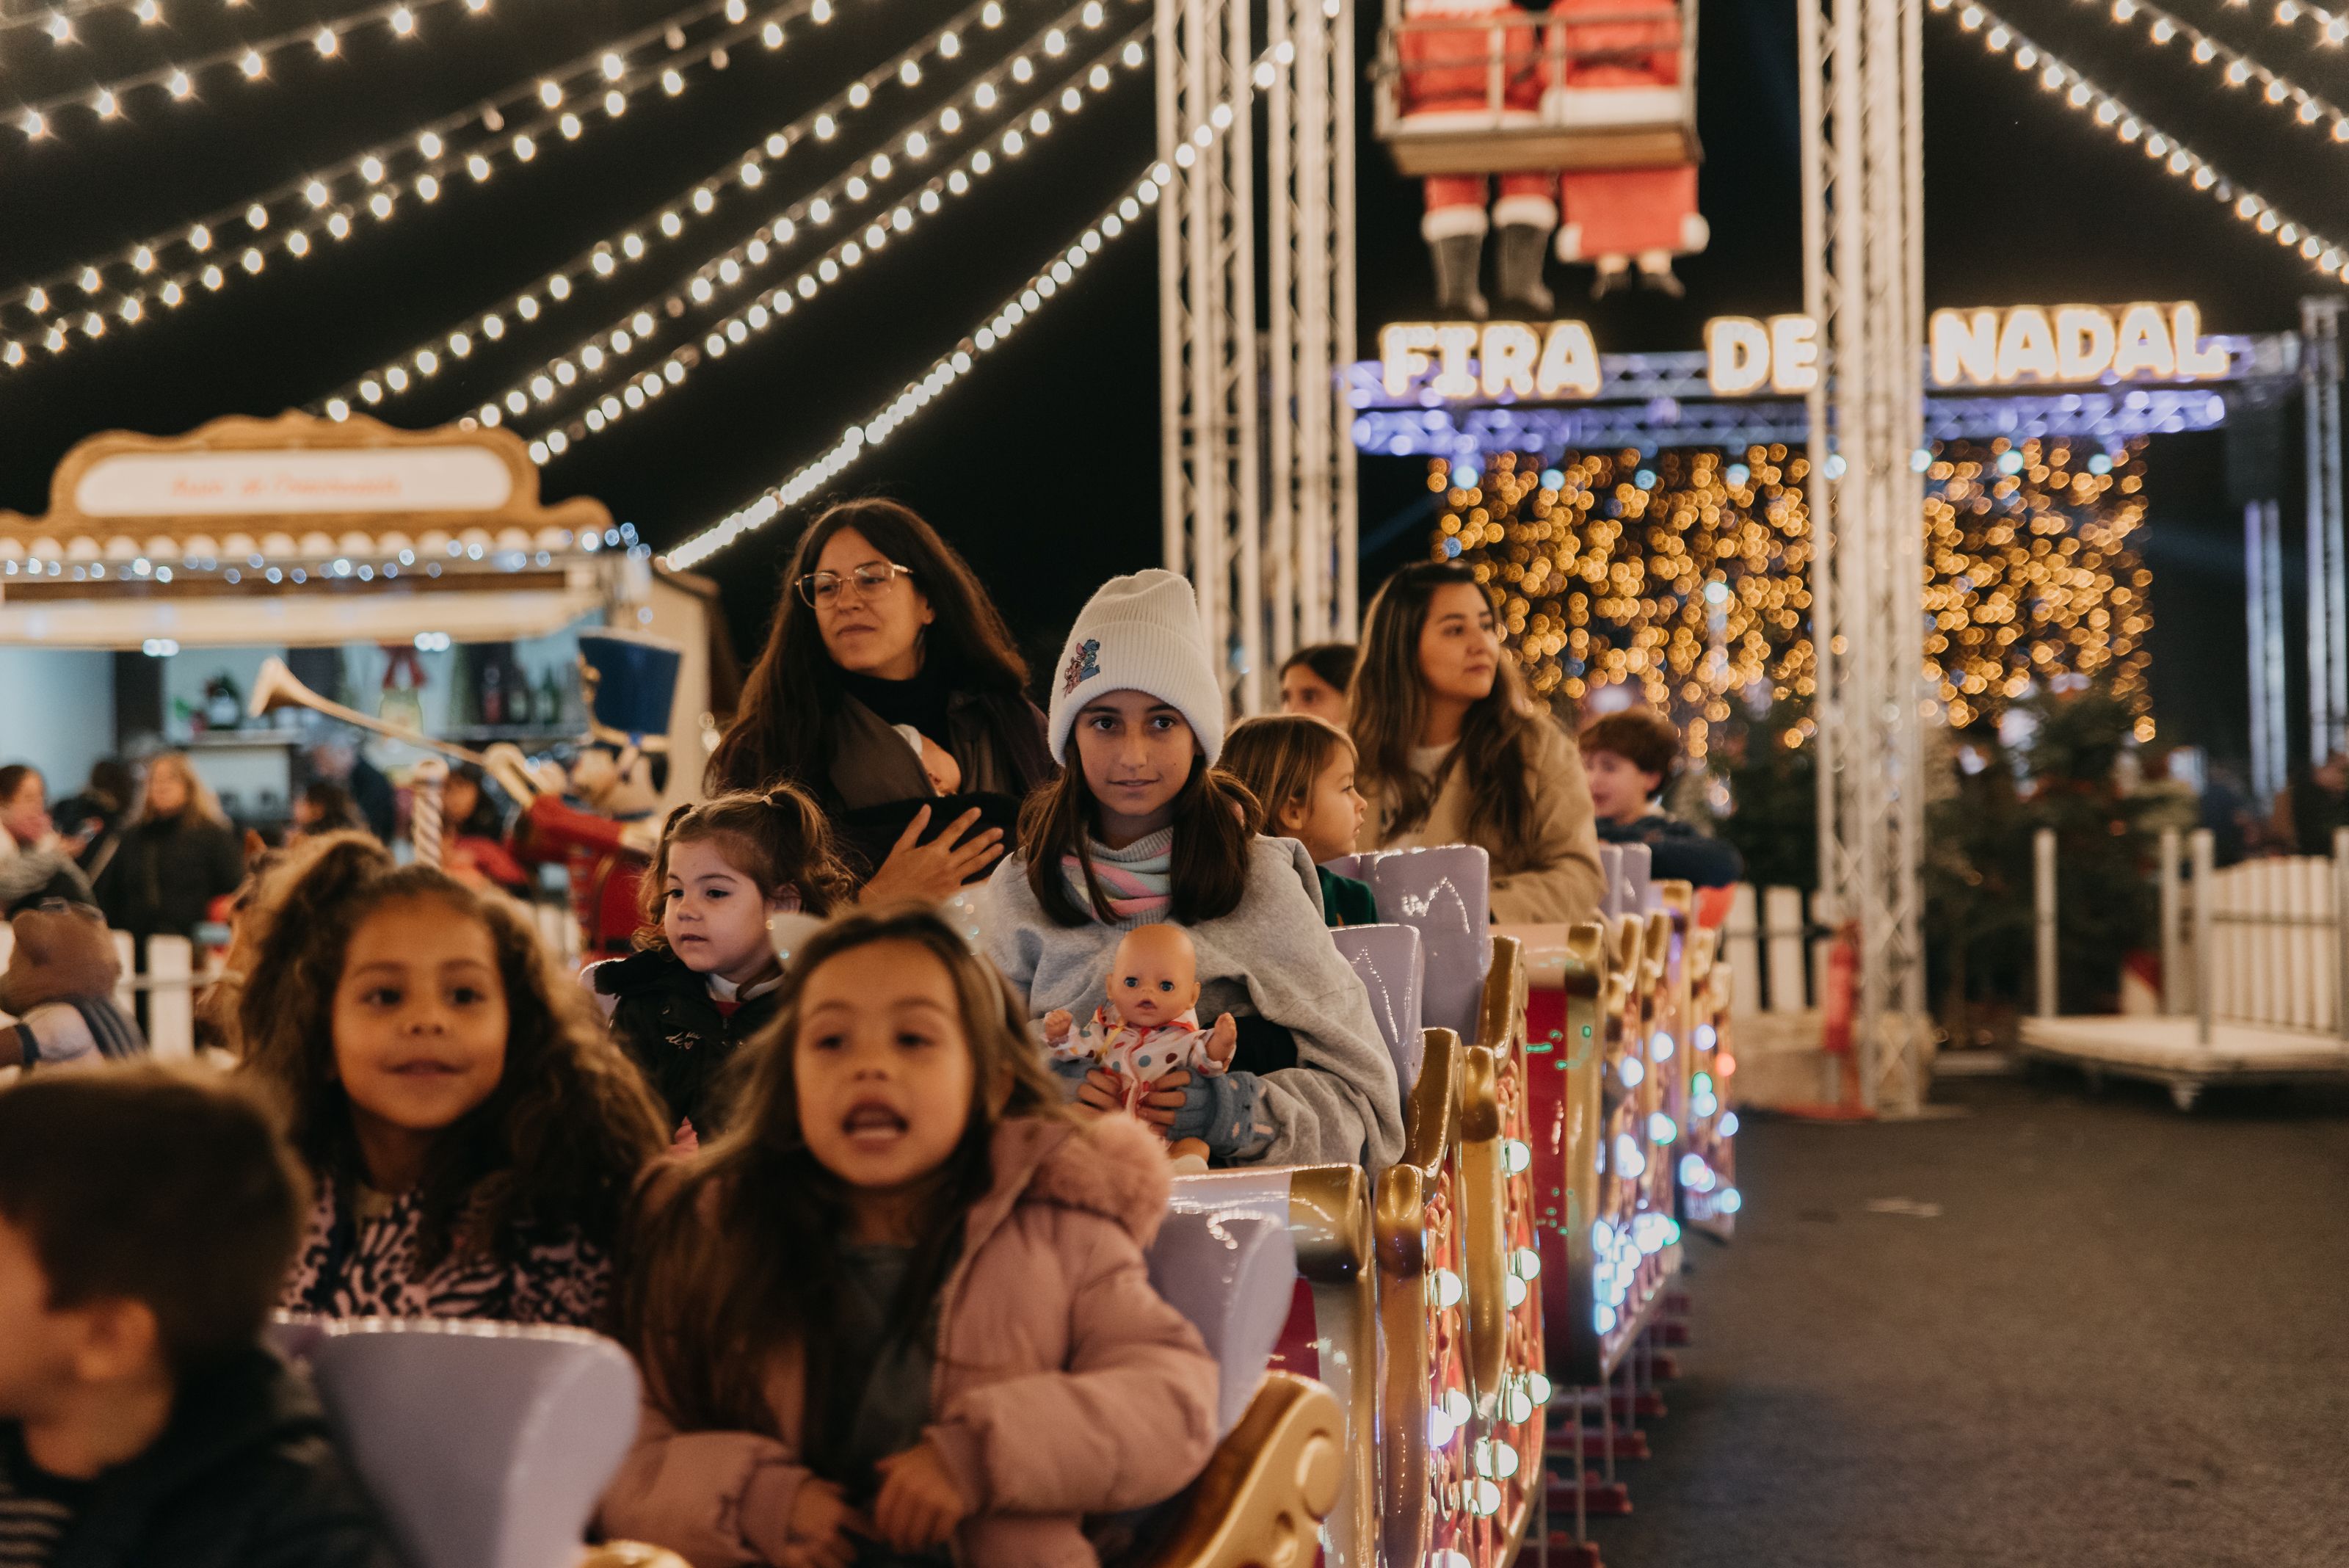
[1433,435,2152,752]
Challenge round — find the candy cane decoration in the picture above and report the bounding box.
[409,756,448,868]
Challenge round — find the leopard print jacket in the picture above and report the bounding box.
[279,1175,611,1329]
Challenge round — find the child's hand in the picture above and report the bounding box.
[871,1443,973,1553]
[780,1477,863,1568]
[1074,1067,1135,1119]
[1041,1008,1074,1044]
[1203,1012,1238,1071]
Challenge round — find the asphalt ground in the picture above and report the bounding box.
[1575,1068,2349,1568]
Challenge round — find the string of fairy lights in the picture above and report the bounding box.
[12,0,522,140]
[665,156,1176,568]
[1937,0,2349,283]
[2069,0,2349,144]
[517,28,1149,462]
[0,0,833,369]
[1439,438,2152,749]
[310,0,1134,427]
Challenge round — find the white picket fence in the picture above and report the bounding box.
[1721,884,1828,1017]
[2036,824,2349,1042]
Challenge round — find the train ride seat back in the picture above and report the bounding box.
[1357,844,1495,1045]
[1146,1208,1299,1437]
[1163,1166,1378,1568]
[304,1319,641,1568]
[1330,921,1428,1096]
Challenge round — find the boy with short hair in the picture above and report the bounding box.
[0,1066,402,1568]
[1578,708,1746,890]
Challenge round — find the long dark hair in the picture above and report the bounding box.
[1018,755,1258,927]
[620,906,1068,1437]
[237,841,667,1267]
[1351,560,1547,865]
[707,499,1034,797]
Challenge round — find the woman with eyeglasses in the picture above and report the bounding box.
[708,499,1056,901]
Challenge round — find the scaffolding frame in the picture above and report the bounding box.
[1161,0,1357,714]
[1801,0,1928,1114]
[2303,297,2346,767]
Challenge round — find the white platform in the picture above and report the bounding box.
[2019,1015,2349,1108]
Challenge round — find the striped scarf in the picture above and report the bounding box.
[1062,828,1174,922]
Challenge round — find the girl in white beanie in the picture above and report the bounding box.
[981,570,1404,1172]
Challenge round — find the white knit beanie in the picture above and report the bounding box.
[1046,568,1226,765]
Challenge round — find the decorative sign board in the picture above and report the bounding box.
[1377,302,2232,404]
[73,445,515,518]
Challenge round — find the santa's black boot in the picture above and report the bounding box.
[1494,224,1555,316]
[1431,233,1489,319]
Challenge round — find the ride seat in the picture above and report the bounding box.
[302,1318,643,1568]
[1330,921,1428,1095]
[1146,1204,1299,1437]
[1354,845,1495,1045]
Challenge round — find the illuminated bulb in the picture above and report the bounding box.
[327,212,350,237]
[662,68,684,94]
[982,1,1003,23]
[315,26,338,54]
[560,113,581,138]
[763,21,783,45]
[1045,26,1067,54]
[287,231,311,256]
[391,5,415,34]
[514,133,537,161]
[20,110,46,138]
[240,48,264,77]
[369,192,393,218]
[417,174,440,200]
[134,0,160,21]
[1012,54,1034,81]
[168,70,192,98]
[901,59,921,84]
[189,223,212,251]
[468,154,492,180]
[45,12,70,42]
[692,187,716,214]
[1433,1268,1464,1308]
[1652,1032,1674,1061]
[848,81,871,107]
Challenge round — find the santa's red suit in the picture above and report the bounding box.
[511,796,648,959]
[1400,0,1556,315]
[1545,0,1705,273]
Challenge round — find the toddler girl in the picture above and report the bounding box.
[981,570,1402,1172]
[1221,713,1378,927]
[593,787,854,1141]
[605,905,1220,1567]
[239,840,667,1326]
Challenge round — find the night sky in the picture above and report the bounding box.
[1,0,2339,766]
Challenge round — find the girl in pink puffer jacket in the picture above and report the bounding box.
[603,905,1221,1568]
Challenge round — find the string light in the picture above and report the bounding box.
[1437,439,2149,748]
[319,0,1130,421]
[7,0,509,142]
[1939,0,2349,282]
[2250,0,2349,48]
[0,0,823,371]
[487,23,1147,443]
[664,154,1174,569]
[0,0,172,39]
[2069,0,2349,142]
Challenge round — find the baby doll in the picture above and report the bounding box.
[891,723,965,796]
[0,900,147,1070]
[1040,923,1238,1169]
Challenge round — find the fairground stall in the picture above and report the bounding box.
[0,410,722,832]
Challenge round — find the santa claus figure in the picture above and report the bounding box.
[1546,0,1705,295]
[512,628,682,959]
[1399,0,1557,317]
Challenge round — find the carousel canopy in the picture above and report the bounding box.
[0,411,628,650]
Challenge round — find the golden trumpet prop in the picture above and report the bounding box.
[246,656,550,805]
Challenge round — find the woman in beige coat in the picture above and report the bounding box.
[1350,562,1606,925]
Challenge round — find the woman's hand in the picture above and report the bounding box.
[1133,1069,1193,1133]
[858,805,1005,904]
[1074,1067,1132,1119]
[870,1442,973,1553]
[778,1477,863,1568]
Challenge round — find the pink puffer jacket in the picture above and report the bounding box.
[598,1114,1221,1567]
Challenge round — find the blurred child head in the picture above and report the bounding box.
[1221,713,1367,865]
[640,787,856,983]
[1277,643,1357,722]
[625,906,1064,1431]
[240,841,664,1265]
[0,1066,306,1414]
[1578,709,1681,826]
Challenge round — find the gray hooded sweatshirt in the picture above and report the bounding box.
[981,833,1404,1172]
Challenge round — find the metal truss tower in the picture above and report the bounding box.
[1801,0,1928,1114]
[1159,0,1358,714]
[2303,297,2345,766]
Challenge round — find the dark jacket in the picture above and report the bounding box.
[1597,813,1745,890]
[4,1345,404,1568]
[592,948,782,1136]
[95,813,245,941]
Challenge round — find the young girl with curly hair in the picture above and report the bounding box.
[239,840,667,1327]
[604,904,1219,1567]
[591,785,857,1143]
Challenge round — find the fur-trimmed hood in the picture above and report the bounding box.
[971,1113,1174,1252]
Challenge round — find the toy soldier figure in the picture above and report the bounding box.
[512,629,682,959]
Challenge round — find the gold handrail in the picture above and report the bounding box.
[1373,1028,1459,1568]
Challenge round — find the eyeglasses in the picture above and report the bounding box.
[796,562,915,606]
